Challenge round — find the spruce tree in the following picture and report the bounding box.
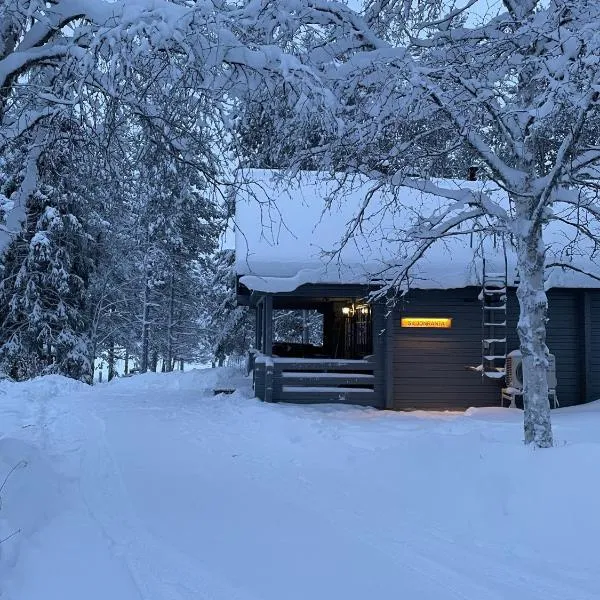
[0,134,94,381]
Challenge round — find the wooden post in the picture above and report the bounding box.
[264,295,273,356]
[385,306,395,409]
[256,304,263,351]
[264,358,274,403]
[322,305,334,356]
[261,299,266,354]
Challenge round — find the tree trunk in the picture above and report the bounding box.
[140,278,151,373]
[515,225,553,448]
[90,340,97,384]
[151,350,158,372]
[124,349,129,375]
[302,309,310,344]
[166,273,175,372]
[108,339,115,381]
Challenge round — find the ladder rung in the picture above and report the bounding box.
[484,355,506,360]
[483,338,507,343]
[484,371,506,379]
[483,288,506,293]
[484,322,506,326]
[483,306,506,311]
[485,272,505,277]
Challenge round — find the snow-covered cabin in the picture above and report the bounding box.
[235,170,600,410]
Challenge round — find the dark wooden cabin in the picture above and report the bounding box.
[238,283,600,410]
[235,170,600,410]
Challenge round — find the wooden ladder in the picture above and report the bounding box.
[481,257,508,380]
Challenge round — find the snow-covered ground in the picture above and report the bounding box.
[1,369,599,600]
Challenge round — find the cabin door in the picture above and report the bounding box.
[343,305,373,359]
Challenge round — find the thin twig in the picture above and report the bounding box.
[0,529,21,545]
[0,460,28,497]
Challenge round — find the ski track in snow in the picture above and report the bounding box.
[79,409,261,600]
[1,369,599,599]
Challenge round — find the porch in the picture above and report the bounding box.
[242,285,386,407]
[251,354,376,405]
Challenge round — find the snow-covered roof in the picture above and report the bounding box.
[235,169,600,293]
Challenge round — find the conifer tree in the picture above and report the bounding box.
[0,132,93,381]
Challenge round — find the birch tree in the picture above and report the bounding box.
[243,0,600,448]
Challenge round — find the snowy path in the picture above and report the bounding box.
[2,370,600,599]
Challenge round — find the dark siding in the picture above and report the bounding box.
[505,291,520,350]
[507,288,582,407]
[392,288,502,410]
[589,291,600,401]
[545,290,582,407]
[391,287,586,410]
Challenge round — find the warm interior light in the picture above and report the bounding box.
[342,306,352,316]
[401,317,452,328]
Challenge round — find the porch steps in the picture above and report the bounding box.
[279,387,374,404]
[269,358,372,369]
[252,356,377,406]
[281,372,374,387]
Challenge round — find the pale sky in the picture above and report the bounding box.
[346,0,505,23]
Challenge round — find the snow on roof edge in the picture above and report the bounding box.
[234,169,600,294]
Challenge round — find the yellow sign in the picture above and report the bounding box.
[401,317,452,329]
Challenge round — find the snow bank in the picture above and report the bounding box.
[235,169,600,292]
[2,370,600,599]
[102,367,245,394]
[0,376,144,600]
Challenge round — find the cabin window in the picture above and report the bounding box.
[272,310,324,357]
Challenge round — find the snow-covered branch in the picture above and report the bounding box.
[370,206,487,297]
